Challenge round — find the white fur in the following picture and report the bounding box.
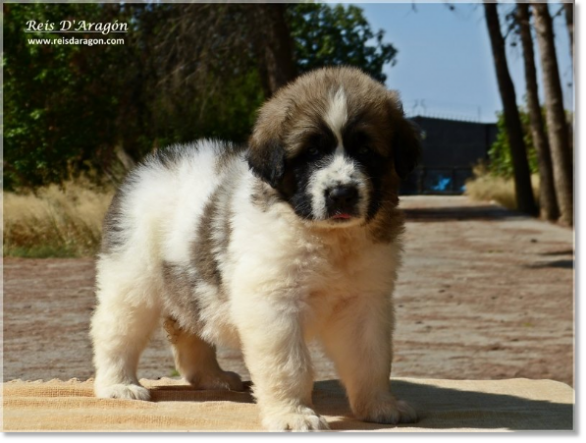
[324,87,348,144]
[308,147,370,225]
[91,139,416,431]
[308,88,369,226]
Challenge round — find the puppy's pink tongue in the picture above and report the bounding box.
[333,214,351,219]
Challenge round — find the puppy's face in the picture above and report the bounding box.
[248,67,420,228]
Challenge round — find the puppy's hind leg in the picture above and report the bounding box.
[91,262,161,401]
[164,318,243,391]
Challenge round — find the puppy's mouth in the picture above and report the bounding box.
[324,185,361,222]
[331,213,352,220]
[330,212,355,222]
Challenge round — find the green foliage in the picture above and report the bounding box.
[153,67,265,149]
[488,109,540,178]
[3,3,134,188]
[4,2,397,189]
[289,3,397,82]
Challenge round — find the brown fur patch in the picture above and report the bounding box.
[250,180,282,212]
[249,67,405,162]
[190,184,234,297]
[214,143,246,174]
[192,192,224,288]
[100,190,126,254]
[163,316,182,344]
[367,201,405,244]
[367,173,404,244]
[152,146,186,170]
[161,262,201,322]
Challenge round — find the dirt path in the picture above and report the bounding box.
[2,196,574,386]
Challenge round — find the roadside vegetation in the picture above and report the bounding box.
[465,110,543,214]
[465,164,540,212]
[3,180,113,258]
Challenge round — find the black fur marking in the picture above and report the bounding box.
[247,139,286,189]
[301,120,338,160]
[284,160,320,220]
[276,122,338,220]
[342,126,392,221]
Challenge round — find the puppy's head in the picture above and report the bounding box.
[248,67,420,228]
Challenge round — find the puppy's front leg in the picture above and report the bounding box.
[321,295,417,425]
[234,296,329,431]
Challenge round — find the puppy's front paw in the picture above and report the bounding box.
[262,405,330,431]
[355,395,417,425]
[95,383,151,401]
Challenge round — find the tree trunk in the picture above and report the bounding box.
[563,2,574,62]
[256,5,297,96]
[517,3,559,221]
[563,2,574,158]
[531,2,574,226]
[484,2,538,216]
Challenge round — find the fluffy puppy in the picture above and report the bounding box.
[90,66,421,431]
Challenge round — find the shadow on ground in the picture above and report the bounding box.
[403,205,520,222]
[313,379,573,431]
[540,249,574,257]
[146,379,573,431]
[526,259,574,270]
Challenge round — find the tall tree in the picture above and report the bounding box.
[289,3,398,83]
[484,2,538,216]
[516,3,559,221]
[562,1,574,159]
[531,2,573,226]
[256,4,297,96]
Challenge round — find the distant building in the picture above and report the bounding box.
[401,116,498,195]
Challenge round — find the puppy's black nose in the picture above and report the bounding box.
[326,185,359,207]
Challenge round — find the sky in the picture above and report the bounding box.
[346,1,574,123]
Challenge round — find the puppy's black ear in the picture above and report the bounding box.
[392,117,422,180]
[247,137,286,189]
[248,99,289,189]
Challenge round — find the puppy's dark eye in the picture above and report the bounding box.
[307,147,321,158]
[356,146,371,157]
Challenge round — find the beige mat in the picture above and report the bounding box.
[2,377,574,432]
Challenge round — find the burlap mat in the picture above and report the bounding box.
[1,377,573,432]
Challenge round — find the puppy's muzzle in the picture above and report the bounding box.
[325,184,360,220]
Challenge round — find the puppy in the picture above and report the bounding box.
[91,66,421,431]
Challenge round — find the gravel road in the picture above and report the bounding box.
[2,196,574,386]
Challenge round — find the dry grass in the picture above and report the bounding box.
[3,179,114,257]
[465,164,540,211]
